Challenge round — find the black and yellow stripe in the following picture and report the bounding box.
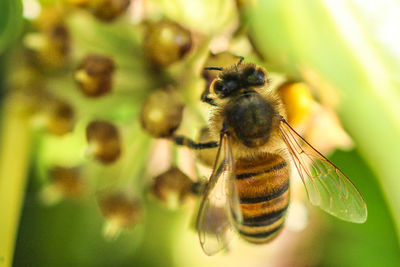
[235,153,290,244]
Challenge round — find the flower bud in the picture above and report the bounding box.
[75,54,115,97]
[86,120,121,164]
[140,89,184,138]
[98,192,141,239]
[143,20,192,67]
[25,21,70,69]
[43,98,75,136]
[151,167,193,209]
[90,0,131,21]
[40,166,86,205]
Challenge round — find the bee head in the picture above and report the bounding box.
[209,65,267,99]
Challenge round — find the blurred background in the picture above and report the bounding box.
[1,0,400,266]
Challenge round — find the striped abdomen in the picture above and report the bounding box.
[235,153,289,243]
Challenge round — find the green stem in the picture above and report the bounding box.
[0,96,32,266]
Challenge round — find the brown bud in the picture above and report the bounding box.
[89,0,131,21]
[86,120,121,164]
[75,54,115,97]
[67,0,90,8]
[41,166,86,204]
[151,167,193,208]
[143,20,192,67]
[44,99,75,136]
[195,127,218,167]
[98,192,141,238]
[35,6,65,32]
[140,89,184,138]
[25,24,71,69]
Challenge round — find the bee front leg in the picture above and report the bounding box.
[172,135,218,150]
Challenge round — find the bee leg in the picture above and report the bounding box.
[172,135,218,150]
[190,180,207,196]
[204,67,224,71]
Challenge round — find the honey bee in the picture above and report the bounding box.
[174,58,367,256]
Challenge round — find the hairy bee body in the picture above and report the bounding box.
[206,63,290,244]
[193,60,367,256]
[235,154,289,243]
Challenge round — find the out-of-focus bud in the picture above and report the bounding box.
[140,89,184,138]
[151,167,193,209]
[277,82,316,130]
[33,97,75,136]
[24,24,71,69]
[86,120,121,164]
[195,127,218,167]
[75,54,115,97]
[34,6,65,32]
[98,192,141,239]
[143,20,192,67]
[40,166,86,205]
[68,0,90,8]
[25,6,70,69]
[89,0,131,21]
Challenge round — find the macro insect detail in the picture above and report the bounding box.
[174,59,368,256]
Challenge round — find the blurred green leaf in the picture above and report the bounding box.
[248,0,400,244]
[322,149,400,267]
[0,0,23,54]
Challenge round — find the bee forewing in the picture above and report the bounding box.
[196,134,242,256]
[279,120,367,223]
[225,135,243,225]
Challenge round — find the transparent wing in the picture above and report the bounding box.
[279,119,367,223]
[196,134,242,256]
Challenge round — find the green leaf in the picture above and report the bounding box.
[247,0,400,245]
[0,0,23,54]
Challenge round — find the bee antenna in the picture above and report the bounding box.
[236,56,244,66]
[204,67,224,71]
[234,56,244,71]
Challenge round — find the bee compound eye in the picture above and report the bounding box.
[249,70,265,85]
[213,81,225,95]
[246,68,266,86]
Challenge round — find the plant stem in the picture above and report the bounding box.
[0,96,32,266]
